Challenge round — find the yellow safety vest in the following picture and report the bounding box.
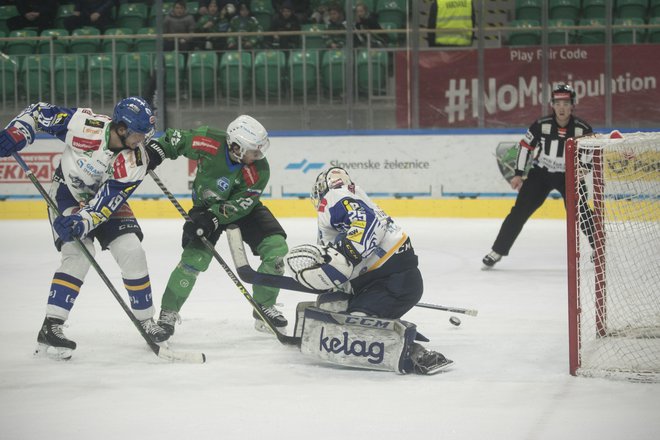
[435,0,473,46]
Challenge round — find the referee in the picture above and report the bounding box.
[483,83,596,268]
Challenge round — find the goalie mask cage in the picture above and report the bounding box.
[566,132,660,382]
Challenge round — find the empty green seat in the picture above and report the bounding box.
[117,3,148,32]
[507,19,540,46]
[375,0,407,29]
[6,30,38,55]
[103,28,134,53]
[652,0,660,17]
[0,5,18,34]
[301,24,327,49]
[613,17,646,43]
[70,27,101,54]
[135,27,156,53]
[288,50,319,97]
[649,16,660,41]
[219,51,252,99]
[118,53,153,96]
[356,49,387,96]
[254,50,286,98]
[54,54,86,99]
[380,21,402,47]
[0,54,19,99]
[577,18,606,44]
[549,0,580,20]
[321,49,345,97]
[88,54,115,97]
[188,51,218,98]
[39,28,69,54]
[22,55,51,101]
[548,18,575,44]
[54,4,76,29]
[582,0,609,19]
[149,2,173,27]
[616,0,649,19]
[163,52,186,97]
[515,0,542,20]
[252,0,274,31]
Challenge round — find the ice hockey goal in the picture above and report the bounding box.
[566,132,660,382]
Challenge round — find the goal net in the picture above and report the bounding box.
[566,132,660,382]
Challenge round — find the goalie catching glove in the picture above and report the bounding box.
[284,244,354,291]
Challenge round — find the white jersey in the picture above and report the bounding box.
[7,103,148,229]
[316,184,411,279]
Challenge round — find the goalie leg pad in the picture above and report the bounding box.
[300,307,417,374]
[294,292,351,337]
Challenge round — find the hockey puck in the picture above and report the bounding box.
[449,316,461,326]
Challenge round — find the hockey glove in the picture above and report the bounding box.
[183,210,219,240]
[0,127,28,157]
[53,214,90,242]
[145,140,166,171]
[284,244,353,291]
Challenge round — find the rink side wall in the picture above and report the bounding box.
[0,130,584,219]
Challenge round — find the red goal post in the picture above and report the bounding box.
[566,132,660,382]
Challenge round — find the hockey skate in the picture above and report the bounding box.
[410,343,454,375]
[482,250,502,269]
[157,309,181,339]
[34,317,77,360]
[253,304,288,334]
[140,318,170,343]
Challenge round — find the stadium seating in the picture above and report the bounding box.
[117,3,148,32]
[254,50,286,99]
[149,3,173,27]
[188,51,218,98]
[118,53,153,96]
[380,21,403,47]
[582,0,609,19]
[652,0,660,17]
[0,54,18,99]
[251,0,274,31]
[288,49,319,97]
[54,3,76,29]
[135,27,157,52]
[88,54,115,97]
[187,2,200,15]
[6,30,38,55]
[515,0,542,20]
[163,52,186,97]
[22,55,51,101]
[616,0,649,19]
[220,51,252,99]
[648,16,660,41]
[103,28,134,53]
[375,0,407,29]
[54,54,86,99]
[549,0,580,20]
[613,17,646,43]
[507,19,541,46]
[0,5,17,34]
[301,24,327,49]
[39,29,69,54]
[69,27,101,54]
[356,50,387,96]
[576,18,606,44]
[548,18,575,44]
[321,49,346,97]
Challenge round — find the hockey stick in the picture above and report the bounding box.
[148,170,301,346]
[226,225,479,317]
[12,153,205,363]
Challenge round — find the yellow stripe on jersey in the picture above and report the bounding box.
[124,281,151,291]
[52,279,82,292]
[367,233,408,272]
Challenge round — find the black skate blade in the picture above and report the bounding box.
[34,343,73,361]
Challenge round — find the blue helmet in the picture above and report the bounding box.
[112,97,155,137]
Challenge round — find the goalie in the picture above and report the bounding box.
[284,167,453,375]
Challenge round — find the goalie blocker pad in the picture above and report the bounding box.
[299,306,418,374]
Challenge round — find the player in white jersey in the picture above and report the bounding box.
[0,97,168,359]
[284,167,453,375]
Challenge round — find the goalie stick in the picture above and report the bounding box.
[226,225,479,317]
[12,153,205,364]
[148,170,301,346]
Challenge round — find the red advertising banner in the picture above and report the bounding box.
[396,45,660,128]
[0,153,61,184]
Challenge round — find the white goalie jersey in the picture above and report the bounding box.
[316,184,411,279]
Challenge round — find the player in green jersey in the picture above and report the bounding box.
[145,115,288,339]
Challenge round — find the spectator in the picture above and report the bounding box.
[198,1,238,20]
[323,3,345,49]
[354,2,384,48]
[195,0,232,49]
[227,2,262,50]
[272,0,311,24]
[268,1,302,49]
[426,0,475,47]
[64,0,115,33]
[309,1,330,25]
[7,1,57,33]
[163,0,196,51]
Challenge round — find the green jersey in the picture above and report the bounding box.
[155,126,270,224]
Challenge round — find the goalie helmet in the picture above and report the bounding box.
[311,167,353,208]
[113,97,155,140]
[551,83,575,104]
[226,115,270,160]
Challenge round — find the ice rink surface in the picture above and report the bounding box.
[1,217,658,440]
